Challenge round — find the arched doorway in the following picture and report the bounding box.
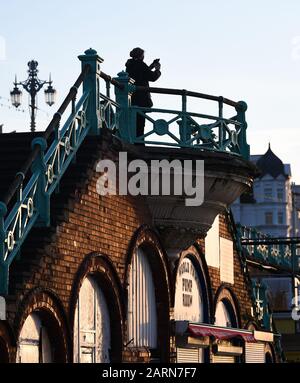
[213,292,241,363]
[16,312,53,363]
[73,275,111,363]
[125,227,171,362]
[127,247,157,350]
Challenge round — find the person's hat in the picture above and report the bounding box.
[130,47,144,59]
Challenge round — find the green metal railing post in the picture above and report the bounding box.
[218,97,224,150]
[31,138,50,227]
[279,243,285,266]
[78,48,103,135]
[291,243,298,271]
[235,101,250,160]
[179,90,188,143]
[113,71,135,142]
[0,202,8,295]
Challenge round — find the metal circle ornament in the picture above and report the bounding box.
[7,231,14,252]
[154,119,169,136]
[47,164,54,184]
[64,137,71,155]
[27,197,34,218]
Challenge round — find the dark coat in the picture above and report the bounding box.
[125,59,161,107]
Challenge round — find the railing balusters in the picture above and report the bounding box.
[17,184,22,241]
[239,224,300,273]
[235,101,250,160]
[180,90,188,144]
[106,80,110,98]
[218,97,224,150]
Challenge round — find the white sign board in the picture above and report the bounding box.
[174,258,203,323]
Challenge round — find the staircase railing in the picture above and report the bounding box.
[0,49,102,294]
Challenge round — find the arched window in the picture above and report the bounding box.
[17,312,52,363]
[128,247,157,348]
[215,299,237,328]
[74,276,111,363]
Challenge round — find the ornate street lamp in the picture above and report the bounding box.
[10,60,56,132]
[10,77,22,108]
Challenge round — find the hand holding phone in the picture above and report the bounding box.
[152,58,161,70]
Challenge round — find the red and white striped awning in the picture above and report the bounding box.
[188,323,257,343]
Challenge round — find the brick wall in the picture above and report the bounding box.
[1,131,268,362]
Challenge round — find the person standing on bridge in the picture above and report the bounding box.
[125,47,161,141]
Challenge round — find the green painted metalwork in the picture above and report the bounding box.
[252,280,272,330]
[0,49,98,294]
[237,224,300,272]
[0,48,251,295]
[78,48,103,135]
[110,72,250,158]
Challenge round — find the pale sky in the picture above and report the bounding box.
[0,0,300,182]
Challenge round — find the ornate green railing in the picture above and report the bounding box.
[0,48,250,295]
[237,224,300,272]
[112,72,250,159]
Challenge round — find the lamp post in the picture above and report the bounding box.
[10,60,56,132]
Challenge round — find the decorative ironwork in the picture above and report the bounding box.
[44,92,90,194]
[112,72,250,159]
[237,224,300,272]
[252,280,272,330]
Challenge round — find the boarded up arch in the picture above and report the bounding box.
[125,226,172,362]
[70,253,124,363]
[14,288,69,363]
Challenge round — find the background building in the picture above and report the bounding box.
[232,145,299,238]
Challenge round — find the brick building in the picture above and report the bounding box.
[0,49,282,363]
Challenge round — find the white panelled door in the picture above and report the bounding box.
[17,312,53,363]
[74,276,111,363]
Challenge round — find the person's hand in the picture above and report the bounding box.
[154,62,161,71]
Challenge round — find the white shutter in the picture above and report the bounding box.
[205,215,220,268]
[245,343,265,363]
[176,347,203,363]
[212,354,235,363]
[220,238,234,284]
[128,248,157,348]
